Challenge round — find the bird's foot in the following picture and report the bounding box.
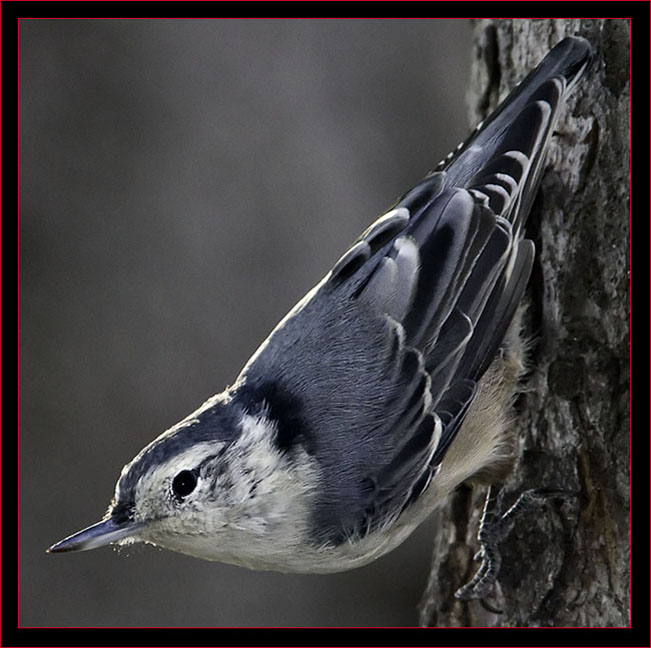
[454,484,576,607]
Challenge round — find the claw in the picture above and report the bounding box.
[455,484,576,603]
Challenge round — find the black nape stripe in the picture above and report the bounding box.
[235,380,314,457]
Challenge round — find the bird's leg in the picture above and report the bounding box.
[455,484,574,605]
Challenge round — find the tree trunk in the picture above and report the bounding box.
[419,18,630,628]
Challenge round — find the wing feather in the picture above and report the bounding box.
[233,37,592,546]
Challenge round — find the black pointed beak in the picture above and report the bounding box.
[47,517,141,554]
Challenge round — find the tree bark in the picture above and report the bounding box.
[419,18,630,627]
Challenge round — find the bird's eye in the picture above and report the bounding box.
[172,470,198,499]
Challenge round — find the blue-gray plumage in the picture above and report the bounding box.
[48,38,592,585]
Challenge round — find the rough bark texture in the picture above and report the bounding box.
[419,19,630,627]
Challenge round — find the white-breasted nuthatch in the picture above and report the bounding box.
[48,37,592,598]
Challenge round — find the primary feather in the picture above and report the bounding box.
[233,36,592,548]
[49,37,592,573]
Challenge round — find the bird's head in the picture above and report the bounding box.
[48,389,319,569]
[47,393,242,557]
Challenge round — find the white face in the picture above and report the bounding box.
[130,441,228,531]
[112,415,321,570]
[108,440,230,556]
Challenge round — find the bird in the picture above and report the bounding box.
[48,36,592,598]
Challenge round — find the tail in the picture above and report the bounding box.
[316,37,593,477]
[350,37,593,386]
[441,35,593,236]
[372,36,593,406]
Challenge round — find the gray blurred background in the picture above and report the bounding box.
[19,19,472,627]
